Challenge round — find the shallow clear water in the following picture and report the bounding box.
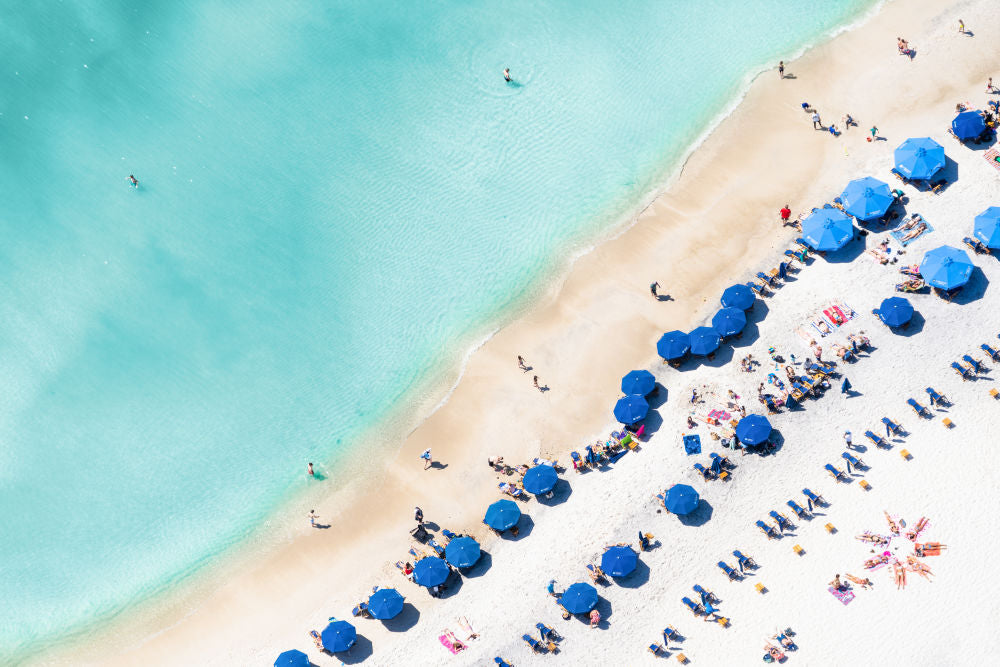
[0,0,874,657]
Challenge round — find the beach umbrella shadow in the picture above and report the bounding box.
[337,634,374,664]
[728,323,760,349]
[503,515,534,541]
[951,267,989,304]
[699,345,735,369]
[535,478,572,507]
[745,300,770,326]
[640,410,664,435]
[381,603,420,633]
[613,558,651,589]
[437,572,464,599]
[646,384,669,409]
[677,499,713,527]
[894,311,926,337]
[461,550,493,578]
[822,235,867,264]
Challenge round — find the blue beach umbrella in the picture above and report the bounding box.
[735,414,772,445]
[484,499,521,531]
[367,588,404,619]
[444,536,481,569]
[711,307,747,338]
[412,556,450,588]
[522,464,558,495]
[688,327,721,356]
[894,137,945,180]
[801,209,854,251]
[952,110,986,140]
[664,483,700,515]
[720,283,755,310]
[321,620,357,653]
[620,369,656,396]
[657,330,690,361]
[560,583,598,614]
[274,649,310,667]
[613,394,649,424]
[973,206,1000,249]
[877,296,913,327]
[601,545,638,577]
[841,177,894,221]
[920,245,974,290]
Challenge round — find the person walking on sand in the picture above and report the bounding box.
[958,19,965,34]
[988,77,996,94]
[778,61,784,79]
[870,125,879,140]
[650,281,661,299]
[309,509,318,527]
[780,204,791,224]
[812,112,822,129]
[517,355,528,371]
[844,431,854,450]
[533,375,540,390]
[547,579,560,598]
[841,377,852,394]
[503,68,511,82]
[307,462,315,476]
[420,448,433,469]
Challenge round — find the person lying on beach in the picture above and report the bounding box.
[813,319,831,335]
[884,511,901,535]
[899,264,921,276]
[488,456,504,470]
[901,213,923,229]
[899,222,927,243]
[844,573,873,589]
[906,517,930,541]
[687,415,697,428]
[906,556,933,580]
[868,248,890,264]
[864,554,888,569]
[772,632,795,648]
[832,343,851,360]
[914,542,946,557]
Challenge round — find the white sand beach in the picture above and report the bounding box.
[44,0,1000,664]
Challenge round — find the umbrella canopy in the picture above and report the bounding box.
[444,536,481,569]
[522,464,559,495]
[801,209,854,251]
[484,499,521,531]
[613,394,649,424]
[894,137,945,180]
[952,110,986,140]
[620,369,655,396]
[664,483,700,515]
[601,545,638,577]
[973,206,1000,249]
[321,620,357,653]
[920,245,974,290]
[735,414,772,445]
[274,650,310,667]
[721,283,755,310]
[412,556,450,588]
[841,177,894,221]
[367,588,404,619]
[688,326,721,356]
[711,307,747,338]
[561,582,599,614]
[657,330,690,361]
[877,296,914,327]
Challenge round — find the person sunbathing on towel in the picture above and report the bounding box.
[901,214,923,230]
[900,222,927,243]
[905,516,930,541]
[899,264,921,276]
[884,511,901,535]
[906,556,933,580]
[814,320,831,335]
[844,573,873,589]
[864,554,888,569]
[914,542,946,557]
[868,248,890,264]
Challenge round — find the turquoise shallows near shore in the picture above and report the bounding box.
[0,0,874,658]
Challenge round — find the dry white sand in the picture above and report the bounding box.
[42,0,1000,664]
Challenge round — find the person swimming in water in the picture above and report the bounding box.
[128,174,139,188]
[503,68,511,82]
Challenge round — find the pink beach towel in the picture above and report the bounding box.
[439,632,466,654]
[828,586,856,605]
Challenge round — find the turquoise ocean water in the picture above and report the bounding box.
[0,0,875,658]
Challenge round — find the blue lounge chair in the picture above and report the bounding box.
[522,634,543,653]
[648,643,664,656]
[768,511,793,531]
[756,520,778,539]
[864,430,888,448]
[441,528,458,540]
[709,452,732,469]
[693,584,718,603]
[757,271,777,286]
[841,452,864,469]
[664,626,680,641]
[717,561,740,580]
[925,387,948,406]
[907,398,930,417]
[733,550,757,569]
[693,462,715,480]
[964,237,988,254]
[982,344,1000,362]
[351,602,369,617]
[747,280,767,296]
[963,354,985,374]
[787,500,810,518]
[571,451,588,470]
[802,488,826,505]
[825,463,847,481]
[952,361,973,381]
[536,622,558,641]
[495,659,513,667]
[881,417,902,435]
[586,563,608,583]
[499,482,523,498]
[681,596,703,615]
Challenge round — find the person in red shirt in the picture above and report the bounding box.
[779,205,791,223]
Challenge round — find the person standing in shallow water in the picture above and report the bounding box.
[503,68,511,82]
[778,61,784,78]
[307,462,314,476]
[128,174,138,188]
